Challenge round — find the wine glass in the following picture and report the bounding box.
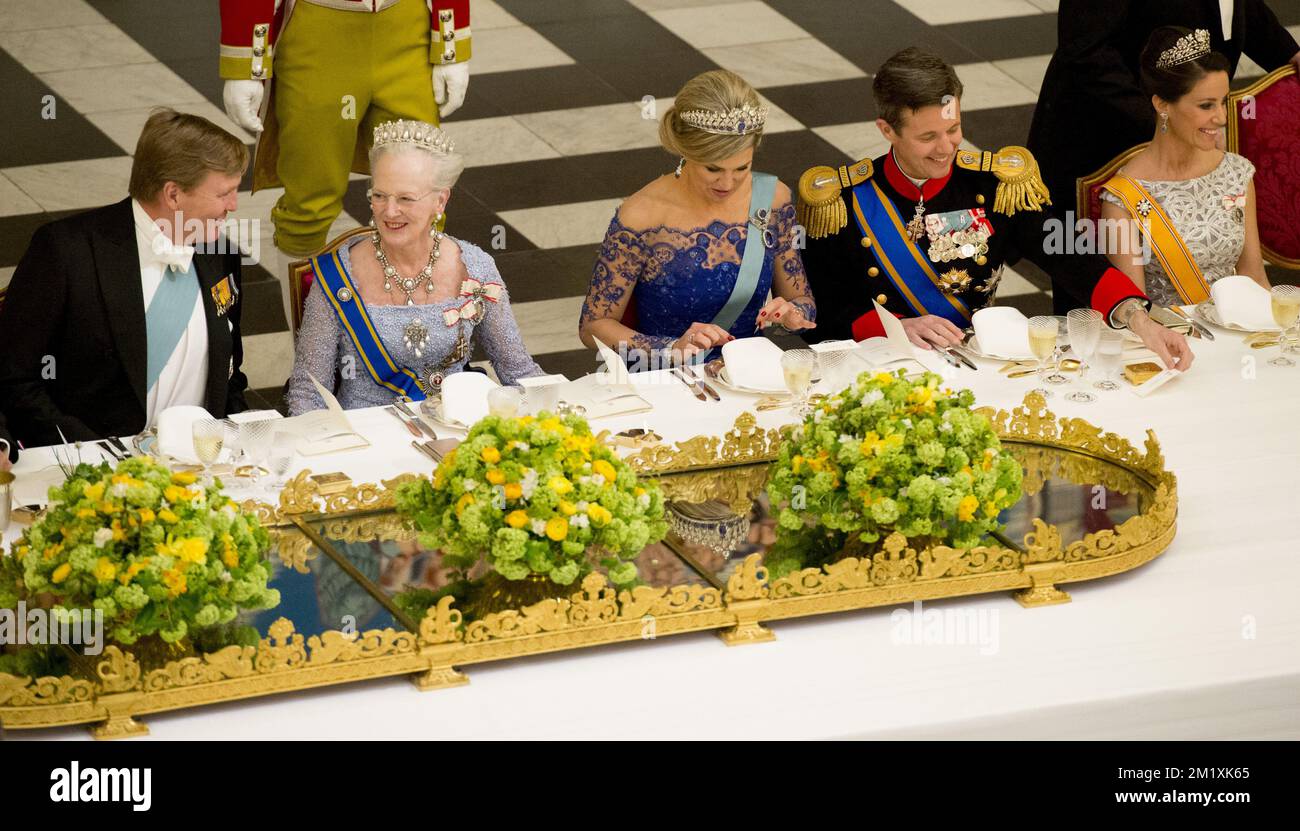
[487,385,523,418]
[1093,329,1124,391]
[239,420,275,485]
[267,431,298,488]
[192,419,225,479]
[1065,309,1103,403]
[1026,316,1059,398]
[1267,285,1300,367]
[780,350,818,417]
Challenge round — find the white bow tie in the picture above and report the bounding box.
[151,239,195,274]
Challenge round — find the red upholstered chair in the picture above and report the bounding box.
[1076,142,1149,223]
[286,226,370,336]
[1228,65,1300,269]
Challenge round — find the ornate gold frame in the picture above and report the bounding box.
[0,394,1177,738]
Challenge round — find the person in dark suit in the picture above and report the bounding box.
[1028,0,1300,206]
[0,109,250,449]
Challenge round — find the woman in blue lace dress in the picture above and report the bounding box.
[579,70,815,371]
[287,120,542,415]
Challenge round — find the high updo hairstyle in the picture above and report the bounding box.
[1139,26,1231,103]
[659,70,764,163]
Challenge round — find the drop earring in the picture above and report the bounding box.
[674,157,685,178]
[1160,112,1169,134]
[369,216,376,227]
[431,212,445,236]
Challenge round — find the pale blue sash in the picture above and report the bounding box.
[711,171,778,332]
[145,262,200,392]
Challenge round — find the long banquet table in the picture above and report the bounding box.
[5,333,1299,739]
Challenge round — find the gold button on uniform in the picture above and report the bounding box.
[975,194,985,205]
[876,294,888,305]
[860,237,872,248]
[868,267,880,277]
[975,255,987,266]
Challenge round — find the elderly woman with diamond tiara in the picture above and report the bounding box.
[1099,27,1271,307]
[286,120,543,414]
[578,70,815,369]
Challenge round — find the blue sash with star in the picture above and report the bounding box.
[312,251,426,401]
[849,180,971,326]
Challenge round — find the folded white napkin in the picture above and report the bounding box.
[1211,275,1279,331]
[441,371,499,426]
[721,337,786,391]
[157,405,215,464]
[228,409,283,424]
[971,306,1034,360]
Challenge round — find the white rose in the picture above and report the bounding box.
[93,528,114,548]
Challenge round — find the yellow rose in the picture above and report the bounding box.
[503,482,523,501]
[94,557,117,582]
[138,508,155,523]
[485,468,506,485]
[873,372,895,385]
[592,460,617,482]
[539,417,564,434]
[163,569,187,597]
[518,415,535,426]
[76,508,97,519]
[588,504,612,527]
[957,494,979,522]
[456,493,475,517]
[480,446,501,465]
[548,477,573,495]
[178,537,208,565]
[83,482,105,502]
[506,510,530,529]
[51,563,72,583]
[170,471,198,485]
[558,500,577,516]
[14,545,29,562]
[97,501,120,515]
[163,485,193,504]
[545,517,569,541]
[110,520,125,542]
[158,509,179,524]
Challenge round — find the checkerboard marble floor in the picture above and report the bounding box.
[2,0,1298,411]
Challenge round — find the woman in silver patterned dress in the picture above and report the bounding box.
[287,120,543,415]
[1100,27,1271,306]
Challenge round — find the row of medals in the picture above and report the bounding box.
[906,210,994,297]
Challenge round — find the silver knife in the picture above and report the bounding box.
[1171,306,1215,341]
[672,368,708,401]
[688,367,722,400]
[386,405,422,438]
[393,399,438,440]
[932,347,963,369]
[945,345,979,370]
[411,440,441,463]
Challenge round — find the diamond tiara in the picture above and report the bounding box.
[1156,28,1211,69]
[372,119,456,155]
[678,104,769,135]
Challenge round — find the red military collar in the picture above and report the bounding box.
[883,150,954,201]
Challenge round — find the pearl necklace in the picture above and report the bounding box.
[372,230,442,306]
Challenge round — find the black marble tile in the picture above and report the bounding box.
[463,64,627,117]
[760,77,878,128]
[494,243,601,303]
[1000,291,1053,318]
[0,50,122,168]
[239,277,289,337]
[936,14,1059,63]
[958,104,1039,156]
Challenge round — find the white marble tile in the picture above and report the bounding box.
[952,62,1040,111]
[515,94,802,158]
[0,173,43,217]
[0,266,15,293]
[647,1,810,49]
[499,198,624,249]
[510,295,589,355]
[470,25,573,75]
[0,0,106,31]
[899,0,1044,25]
[1235,55,1267,79]
[995,265,1040,297]
[442,115,563,167]
[992,54,1052,95]
[241,331,296,391]
[472,0,522,29]
[813,123,979,166]
[2,156,134,212]
[87,102,254,155]
[38,61,206,114]
[0,24,152,74]
[1025,0,1058,10]
[702,38,866,88]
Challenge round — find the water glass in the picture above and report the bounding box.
[1093,329,1124,391]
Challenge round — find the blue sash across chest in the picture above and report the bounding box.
[312,250,426,401]
[849,180,971,326]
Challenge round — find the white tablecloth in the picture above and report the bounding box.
[6,335,1300,739]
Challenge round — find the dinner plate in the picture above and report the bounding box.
[1195,300,1280,333]
[419,399,470,429]
[705,364,796,395]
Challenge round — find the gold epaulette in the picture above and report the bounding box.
[955,146,1051,216]
[796,158,873,239]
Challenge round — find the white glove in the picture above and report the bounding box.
[432,62,470,119]
[223,79,266,133]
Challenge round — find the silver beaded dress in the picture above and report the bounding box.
[286,236,544,415]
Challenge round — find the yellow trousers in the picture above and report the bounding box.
[263,0,439,255]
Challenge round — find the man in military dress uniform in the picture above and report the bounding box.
[798,47,1194,371]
